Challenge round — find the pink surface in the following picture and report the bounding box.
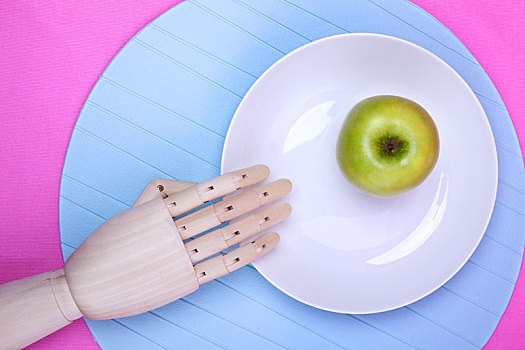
[0,0,523,348]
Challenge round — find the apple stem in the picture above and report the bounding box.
[383,139,402,153]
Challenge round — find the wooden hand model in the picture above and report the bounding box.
[0,165,292,349]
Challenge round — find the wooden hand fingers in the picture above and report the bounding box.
[184,202,291,263]
[175,179,292,240]
[164,165,270,217]
[169,169,292,285]
[135,165,269,209]
[142,166,291,286]
[193,232,280,284]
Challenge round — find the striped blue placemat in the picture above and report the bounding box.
[60,0,525,348]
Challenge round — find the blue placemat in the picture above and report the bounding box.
[59,0,525,349]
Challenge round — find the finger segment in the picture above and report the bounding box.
[176,206,220,240]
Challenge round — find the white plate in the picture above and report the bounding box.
[221,34,498,314]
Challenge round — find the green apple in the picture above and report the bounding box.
[336,95,439,197]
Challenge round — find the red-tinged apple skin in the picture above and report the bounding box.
[336,95,439,197]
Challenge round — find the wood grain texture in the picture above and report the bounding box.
[0,270,82,350]
[65,198,198,319]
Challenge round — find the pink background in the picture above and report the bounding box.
[0,0,523,348]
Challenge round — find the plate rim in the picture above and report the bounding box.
[221,32,499,314]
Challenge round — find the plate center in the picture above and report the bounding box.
[279,90,447,261]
